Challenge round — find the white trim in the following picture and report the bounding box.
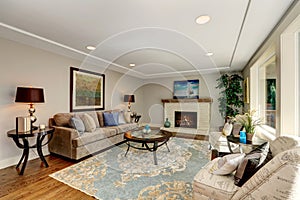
[0,147,50,170]
[280,14,300,136]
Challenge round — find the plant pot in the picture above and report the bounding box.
[246,133,253,142]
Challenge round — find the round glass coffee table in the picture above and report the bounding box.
[124,129,172,165]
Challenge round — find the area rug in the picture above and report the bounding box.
[49,137,210,200]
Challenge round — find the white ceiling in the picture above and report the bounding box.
[0,0,295,78]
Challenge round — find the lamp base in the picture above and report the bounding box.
[31,125,38,131]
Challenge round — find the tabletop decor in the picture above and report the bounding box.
[234,110,261,141]
[15,87,45,130]
[124,94,135,112]
[70,67,105,112]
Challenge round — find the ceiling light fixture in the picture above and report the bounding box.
[86,45,96,51]
[129,63,136,67]
[205,52,214,56]
[195,15,211,25]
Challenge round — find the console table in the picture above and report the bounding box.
[7,127,54,175]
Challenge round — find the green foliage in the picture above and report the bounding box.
[216,74,244,119]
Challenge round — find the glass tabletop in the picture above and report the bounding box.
[130,130,164,139]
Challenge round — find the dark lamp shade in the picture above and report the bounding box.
[15,87,45,103]
[124,95,135,103]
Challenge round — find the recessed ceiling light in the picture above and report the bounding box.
[205,52,214,56]
[86,45,96,50]
[195,15,211,25]
[129,63,136,67]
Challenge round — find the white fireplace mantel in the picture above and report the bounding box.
[161,98,212,135]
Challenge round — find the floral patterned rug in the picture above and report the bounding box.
[49,137,210,200]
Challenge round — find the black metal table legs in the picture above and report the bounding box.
[124,141,170,165]
[36,133,49,168]
[15,138,29,175]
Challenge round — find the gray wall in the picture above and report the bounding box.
[0,36,224,169]
[137,73,223,129]
[0,37,141,168]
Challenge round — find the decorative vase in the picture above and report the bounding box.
[164,118,171,128]
[239,131,247,144]
[143,124,151,133]
[246,133,253,142]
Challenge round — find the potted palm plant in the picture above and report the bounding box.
[216,73,244,120]
[234,110,261,141]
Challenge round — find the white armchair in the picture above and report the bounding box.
[193,136,300,199]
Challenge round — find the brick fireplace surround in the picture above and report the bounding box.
[161,98,212,135]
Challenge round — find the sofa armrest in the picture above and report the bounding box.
[48,126,80,159]
[232,147,300,200]
[52,126,80,139]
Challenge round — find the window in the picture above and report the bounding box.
[258,56,276,128]
[250,54,276,129]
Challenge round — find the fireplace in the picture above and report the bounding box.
[174,111,197,129]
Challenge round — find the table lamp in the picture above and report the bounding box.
[15,87,45,130]
[124,95,135,112]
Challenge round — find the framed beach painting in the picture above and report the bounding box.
[173,79,199,99]
[70,67,105,112]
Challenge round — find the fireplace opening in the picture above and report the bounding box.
[174,111,197,129]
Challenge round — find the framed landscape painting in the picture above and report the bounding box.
[70,67,105,112]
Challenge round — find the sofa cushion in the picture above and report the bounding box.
[108,123,138,134]
[234,142,272,186]
[80,113,96,132]
[69,117,85,134]
[72,128,117,148]
[103,112,119,126]
[210,153,245,175]
[193,158,239,200]
[270,136,300,156]
[53,113,74,127]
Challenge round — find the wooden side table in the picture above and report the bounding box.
[7,127,54,175]
[226,135,258,154]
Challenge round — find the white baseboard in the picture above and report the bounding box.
[0,147,50,170]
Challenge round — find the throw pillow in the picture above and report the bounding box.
[86,111,100,128]
[124,111,132,123]
[232,123,243,137]
[234,142,272,186]
[118,110,126,125]
[209,153,245,175]
[53,113,74,127]
[96,111,105,127]
[103,112,119,126]
[222,122,233,136]
[69,117,85,134]
[80,113,96,132]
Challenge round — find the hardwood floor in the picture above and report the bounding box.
[0,134,208,200]
[0,155,94,200]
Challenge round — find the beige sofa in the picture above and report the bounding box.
[193,135,300,199]
[48,110,138,160]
